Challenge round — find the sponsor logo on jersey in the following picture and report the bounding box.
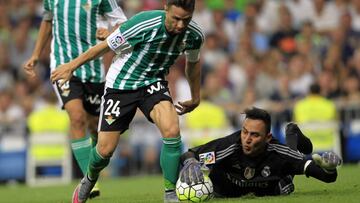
[226,173,269,188]
[244,167,255,179]
[105,115,116,125]
[261,166,271,177]
[109,32,125,50]
[86,95,101,105]
[146,82,165,94]
[199,152,215,165]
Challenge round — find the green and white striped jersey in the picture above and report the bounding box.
[44,0,124,83]
[106,10,205,90]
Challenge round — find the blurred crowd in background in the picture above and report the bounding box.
[1,0,360,181]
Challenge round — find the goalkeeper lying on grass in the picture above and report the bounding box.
[179,107,342,197]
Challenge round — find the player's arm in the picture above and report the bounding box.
[23,16,52,77]
[50,41,110,86]
[175,51,201,115]
[303,152,342,183]
[97,0,127,40]
[97,6,127,40]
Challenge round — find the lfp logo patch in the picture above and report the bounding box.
[108,30,125,50]
[199,152,216,165]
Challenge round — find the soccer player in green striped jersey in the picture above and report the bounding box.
[23,0,127,199]
[51,0,204,202]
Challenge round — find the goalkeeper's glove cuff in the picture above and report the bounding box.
[184,157,199,166]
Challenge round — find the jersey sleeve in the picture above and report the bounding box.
[42,0,53,21]
[304,160,337,183]
[102,5,127,28]
[106,12,156,53]
[184,21,204,62]
[99,0,119,14]
[43,0,50,11]
[189,131,240,165]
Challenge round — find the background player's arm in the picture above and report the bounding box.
[23,19,52,77]
[175,54,201,115]
[50,41,110,86]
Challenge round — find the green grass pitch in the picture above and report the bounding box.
[0,164,359,203]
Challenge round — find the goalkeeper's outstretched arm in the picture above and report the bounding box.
[303,152,342,183]
[304,160,337,183]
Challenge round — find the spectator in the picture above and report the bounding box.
[308,0,341,34]
[294,83,337,123]
[269,4,298,58]
[288,54,315,97]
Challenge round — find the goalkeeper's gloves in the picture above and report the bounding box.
[312,152,342,173]
[278,175,294,195]
[179,158,206,185]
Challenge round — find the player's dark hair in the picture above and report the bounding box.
[244,107,271,134]
[309,83,321,94]
[166,0,195,11]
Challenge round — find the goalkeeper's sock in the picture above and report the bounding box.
[71,137,92,175]
[90,133,98,148]
[160,136,182,191]
[87,147,110,181]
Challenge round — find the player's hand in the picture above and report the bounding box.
[312,152,342,172]
[96,28,110,41]
[50,63,73,86]
[278,175,294,195]
[175,99,200,115]
[179,158,204,185]
[23,56,38,77]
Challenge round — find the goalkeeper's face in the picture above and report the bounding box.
[241,118,272,157]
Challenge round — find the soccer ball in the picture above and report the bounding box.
[175,175,213,202]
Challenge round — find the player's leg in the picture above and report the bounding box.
[64,99,92,174]
[53,78,92,176]
[82,81,105,199]
[150,100,181,202]
[139,82,181,202]
[285,122,313,154]
[86,114,101,198]
[83,81,105,148]
[73,131,120,203]
[72,88,138,203]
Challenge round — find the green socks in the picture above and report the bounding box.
[87,147,110,181]
[90,133,98,148]
[160,136,182,190]
[71,137,92,175]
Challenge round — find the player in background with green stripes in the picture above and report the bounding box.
[51,0,204,202]
[23,0,127,199]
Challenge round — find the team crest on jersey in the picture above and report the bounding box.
[244,167,255,179]
[199,152,215,165]
[58,80,70,97]
[82,1,92,11]
[105,115,116,125]
[261,166,271,177]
